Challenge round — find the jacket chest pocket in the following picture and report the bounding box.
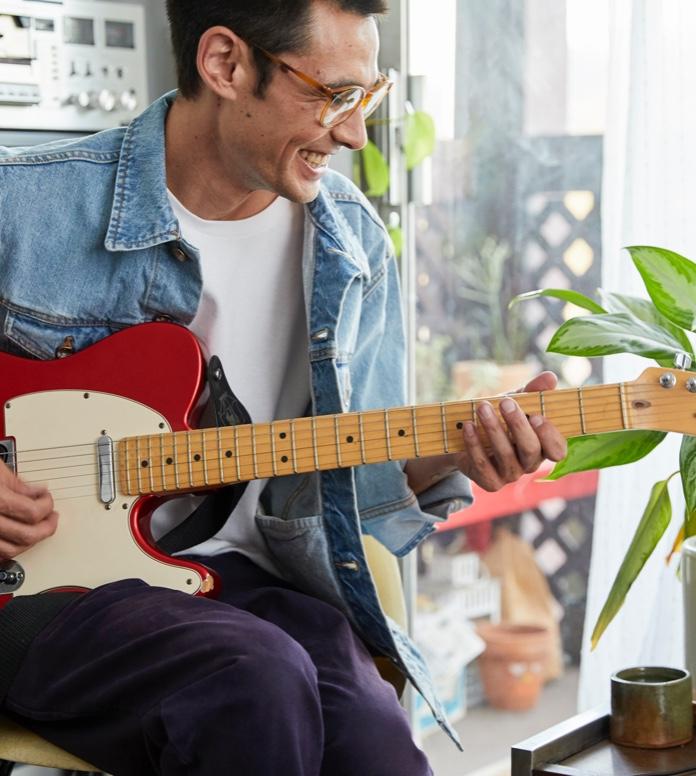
[3,309,116,360]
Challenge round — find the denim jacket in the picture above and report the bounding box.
[0,92,471,743]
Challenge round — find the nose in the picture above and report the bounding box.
[330,108,368,151]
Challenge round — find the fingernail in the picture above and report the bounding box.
[478,402,494,419]
[530,415,544,428]
[500,398,517,414]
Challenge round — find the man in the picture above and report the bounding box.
[0,1,567,773]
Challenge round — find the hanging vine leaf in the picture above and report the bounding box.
[361,140,390,197]
[547,430,667,480]
[628,246,696,332]
[404,111,436,171]
[591,475,676,649]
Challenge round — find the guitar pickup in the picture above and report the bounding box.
[97,435,115,505]
[0,438,16,475]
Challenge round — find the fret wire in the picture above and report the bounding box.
[270,422,278,476]
[384,410,392,460]
[125,439,132,495]
[251,427,259,479]
[186,433,194,487]
[291,420,298,473]
[411,406,420,456]
[147,435,155,492]
[440,403,449,453]
[358,413,367,464]
[234,426,242,481]
[618,383,628,429]
[135,436,144,494]
[159,434,167,492]
[312,417,320,471]
[472,402,478,428]
[201,430,209,486]
[173,433,181,490]
[217,427,225,483]
[539,391,545,416]
[578,387,587,434]
[334,415,343,467]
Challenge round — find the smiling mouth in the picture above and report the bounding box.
[300,150,330,169]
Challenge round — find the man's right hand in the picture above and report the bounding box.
[0,461,58,561]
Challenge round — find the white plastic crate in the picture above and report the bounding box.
[428,552,481,588]
[446,576,501,621]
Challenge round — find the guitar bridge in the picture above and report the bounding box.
[0,438,16,475]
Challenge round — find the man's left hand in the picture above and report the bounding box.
[453,371,567,492]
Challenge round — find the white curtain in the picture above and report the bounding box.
[578,0,696,710]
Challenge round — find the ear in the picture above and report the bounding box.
[196,26,255,99]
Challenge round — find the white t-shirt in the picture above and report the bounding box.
[150,191,310,577]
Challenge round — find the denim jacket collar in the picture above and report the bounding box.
[104,90,369,282]
[105,91,180,252]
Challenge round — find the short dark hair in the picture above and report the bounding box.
[165,0,389,99]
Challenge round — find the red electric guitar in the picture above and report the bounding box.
[0,322,692,602]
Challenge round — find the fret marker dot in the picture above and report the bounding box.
[226,450,233,458]
[456,422,463,430]
[346,435,354,443]
[194,454,201,462]
[281,455,288,463]
[280,432,287,439]
[166,457,173,465]
[398,429,406,437]
[141,460,149,468]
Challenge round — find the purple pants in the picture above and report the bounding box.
[3,552,431,776]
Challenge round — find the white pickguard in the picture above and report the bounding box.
[4,390,206,596]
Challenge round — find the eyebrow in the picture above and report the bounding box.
[326,73,381,91]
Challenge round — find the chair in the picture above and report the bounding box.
[0,714,98,774]
[0,536,407,773]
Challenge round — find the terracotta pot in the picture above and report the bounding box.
[476,623,551,711]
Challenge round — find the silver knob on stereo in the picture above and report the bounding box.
[98,89,117,112]
[119,89,138,112]
[76,90,97,110]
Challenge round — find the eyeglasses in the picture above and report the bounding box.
[254,45,393,128]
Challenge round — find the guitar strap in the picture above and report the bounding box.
[156,355,251,555]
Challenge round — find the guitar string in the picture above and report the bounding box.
[3,382,669,467]
[11,401,649,483]
[9,390,685,486]
[19,421,678,494]
[2,382,643,460]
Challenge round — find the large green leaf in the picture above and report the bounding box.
[511,288,605,314]
[591,475,675,649]
[403,111,436,171]
[680,436,696,517]
[628,246,696,332]
[361,140,390,197]
[547,313,688,360]
[547,430,667,480]
[600,291,694,358]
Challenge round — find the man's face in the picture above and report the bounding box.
[222,2,380,204]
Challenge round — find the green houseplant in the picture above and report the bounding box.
[513,245,696,648]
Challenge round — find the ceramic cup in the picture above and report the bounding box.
[610,666,693,749]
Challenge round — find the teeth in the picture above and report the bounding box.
[300,150,329,168]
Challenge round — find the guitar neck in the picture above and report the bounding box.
[118,381,634,497]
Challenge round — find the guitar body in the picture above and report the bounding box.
[0,323,216,604]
